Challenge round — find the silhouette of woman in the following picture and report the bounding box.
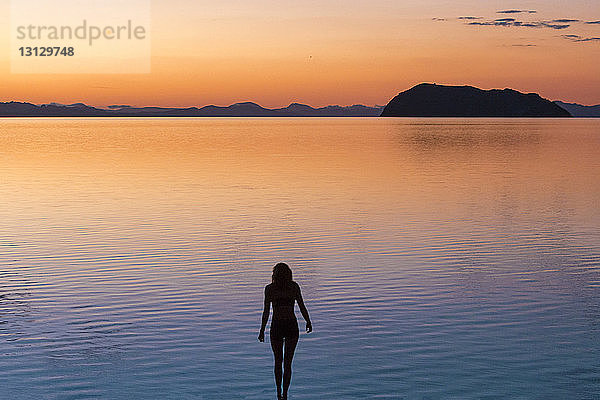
[259,263,312,400]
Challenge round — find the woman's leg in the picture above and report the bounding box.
[270,337,284,399]
[282,336,298,399]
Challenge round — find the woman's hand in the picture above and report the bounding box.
[258,331,265,342]
[306,321,312,333]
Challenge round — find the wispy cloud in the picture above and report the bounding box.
[562,34,600,42]
[497,10,537,14]
[541,22,571,29]
[434,10,600,44]
[467,20,571,29]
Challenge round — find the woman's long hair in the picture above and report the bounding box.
[272,262,293,287]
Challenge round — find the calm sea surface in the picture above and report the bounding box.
[0,118,599,399]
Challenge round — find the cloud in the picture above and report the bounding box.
[467,20,570,29]
[541,22,571,29]
[562,34,600,42]
[497,10,537,14]
[434,11,600,44]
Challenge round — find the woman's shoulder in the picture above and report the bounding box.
[264,283,274,300]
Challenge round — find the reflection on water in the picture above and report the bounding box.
[0,266,34,338]
[0,118,599,399]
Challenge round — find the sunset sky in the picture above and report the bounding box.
[0,0,599,107]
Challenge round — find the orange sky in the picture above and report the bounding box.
[0,0,599,107]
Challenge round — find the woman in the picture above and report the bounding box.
[259,263,312,400]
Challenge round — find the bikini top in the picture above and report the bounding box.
[269,282,297,309]
[272,293,295,308]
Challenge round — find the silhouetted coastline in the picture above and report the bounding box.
[0,101,382,117]
[2,83,597,118]
[381,83,572,117]
[553,101,600,117]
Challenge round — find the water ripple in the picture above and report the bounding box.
[0,118,599,399]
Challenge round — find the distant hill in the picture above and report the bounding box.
[0,102,109,116]
[381,83,571,117]
[6,92,597,118]
[0,101,383,117]
[554,101,600,117]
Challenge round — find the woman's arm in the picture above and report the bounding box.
[258,286,270,342]
[296,283,312,333]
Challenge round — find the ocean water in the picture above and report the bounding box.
[0,118,599,399]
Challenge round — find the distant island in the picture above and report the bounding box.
[553,101,600,118]
[0,101,382,117]
[381,83,571,117]
[1,84,599,118]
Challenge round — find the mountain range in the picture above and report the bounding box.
[0,84,598,117]
[0,101,383,117]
